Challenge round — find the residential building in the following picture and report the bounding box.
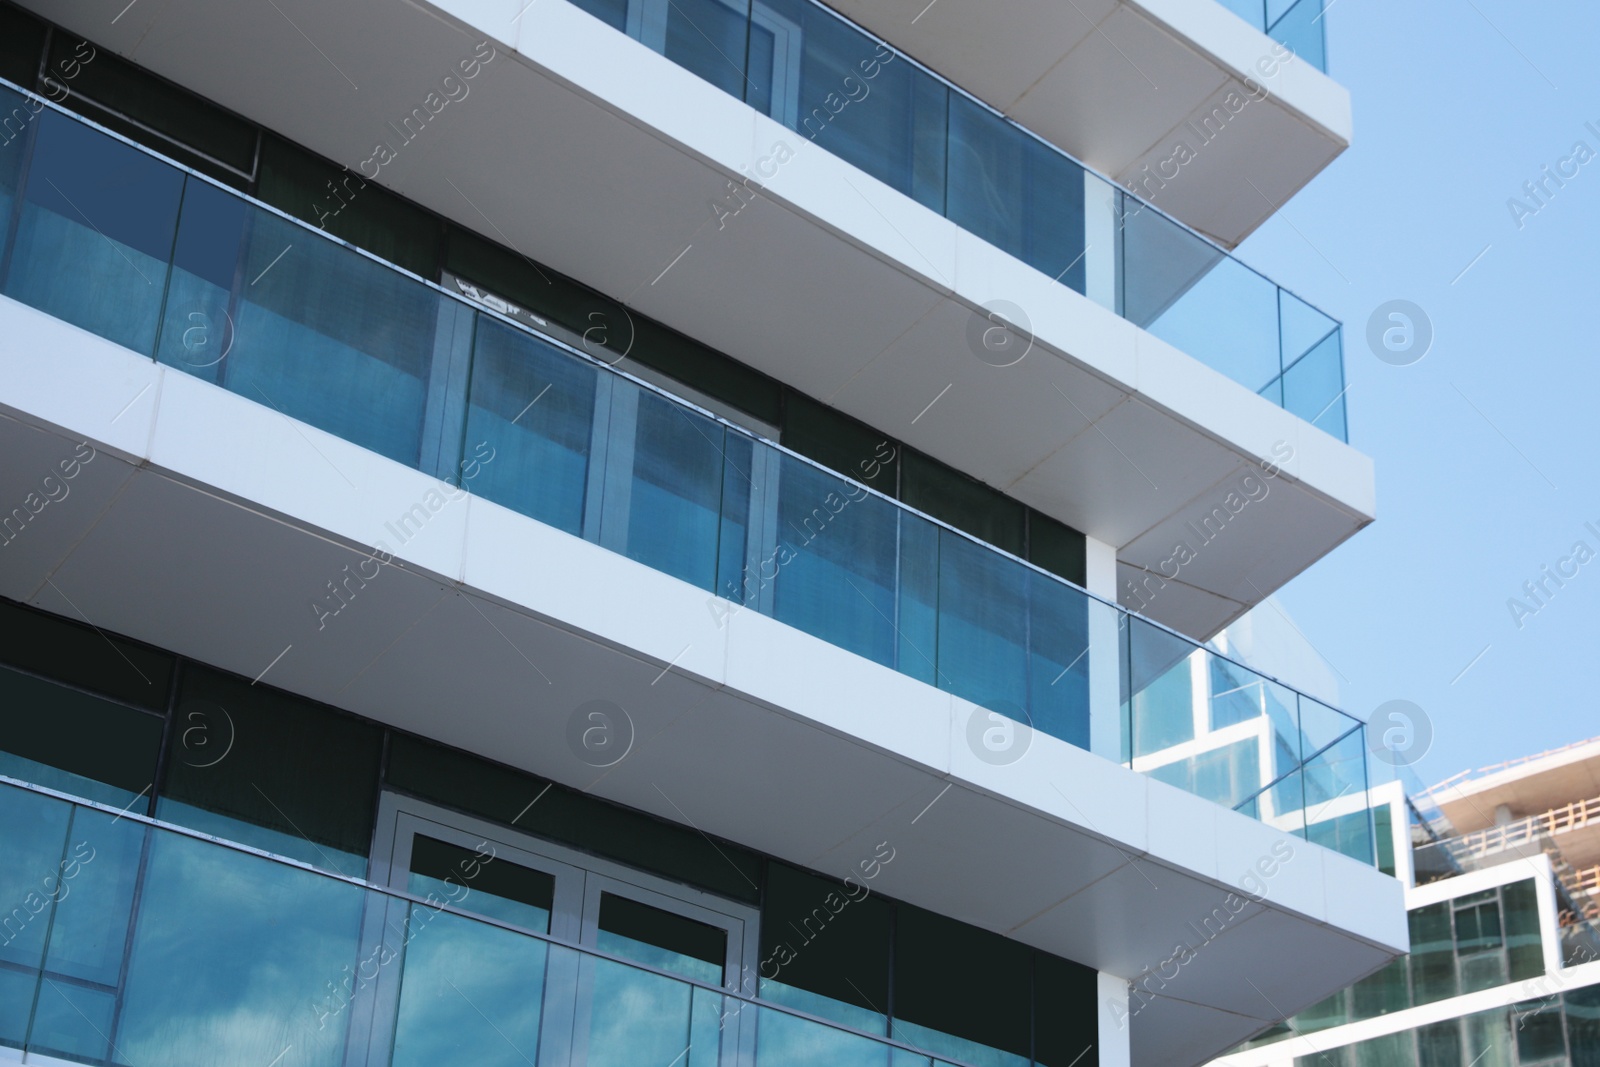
[1214,739,1600,1066]
[0,0,1401,1064]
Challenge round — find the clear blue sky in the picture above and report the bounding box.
[1236,0,1600,786]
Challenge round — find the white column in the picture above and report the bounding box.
[1085,535,1124,763]
[1083,175,1120,313]
[1098,971,1133,1067]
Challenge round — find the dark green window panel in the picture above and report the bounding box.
[625,316,782,428]
[1374,803,1395,877]
[46,35,256,178]
[0,4,45,89]
[0,664,161,808]
[1034,951,1098,1067]
[157,666,382,875]
[892,903,1032,1064]
[446,223,575,325]
[257,135,439,278]
[900,449,1025,557]
[1568,984,1600,1067]
[1454,897,1506,994]
[1296,990,1351,1034]
[1515,997,1568,1062]
[1350,1030,1413,1067]
[1350,957,1408,1022]
[1416,1019,1461,1067]
[1408,901,1457,1006]
[408,834,552,932]
[0,597,173,711]
[758,861,890,1032]
[385,734,762,903]
[1027,511,1086,587]
[780,391,897,493]
[1502,878,1544,982]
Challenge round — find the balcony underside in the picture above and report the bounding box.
[17,0,1373,642]
[0,297,1402,1067]
[817,0,1353,249]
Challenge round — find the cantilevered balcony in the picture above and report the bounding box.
[0,83,1371,856]
[15,0,1375,641]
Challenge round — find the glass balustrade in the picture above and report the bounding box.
[0,777,985,1067]
[1216,0,1329,70]
[562,0,1344,436]
[0,82,1373,861]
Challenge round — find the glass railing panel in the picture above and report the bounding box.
[581,954,730,1066]
[3,108,181,357]
[1217,0,1265,22]
[0,88,29,258]
[948,95,1089,295]
[226,203,442,468]
[466,315,602,537]
[765,444,908,672]
[7,779,1038,1067]
[1282,329,1346,439]
[1125,614,1198,761]
[1268,0,1327,72]
[1129,233,1283,395]
[934,526,1029,724]
[387,904,553,1065]
[748,0,949,213]
[757,1002,925,1067]
[598,377,730,591]
[1298,718,1375,864]
[663,0,754,101]
[1279,288,1337,367]
[1027,573,1097,752]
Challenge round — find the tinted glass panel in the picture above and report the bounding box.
[257,136,438,277]
[465,317,599,536]
[948,94,1087,291]
[5,108,182,355]
[1409,901,1457,1005]
[1502,878,1544,982]
[781,391,897,494]
[408,834,553,933]
[115,830,364,1066]
[385,734,762,903]
[759,862,890,1033]
[751,0,947,212]
[0,6,45,88]
[0,597,173,711]
[0,665,161,808]
[47,37,256,175]
[1028,512,1086,587]
[892,905,1030,1065]
[597,892,726,985]
[900,450,1024,556]
[1034,952,1098,1067]
[392,906,550,1067]
[157,667,382,875]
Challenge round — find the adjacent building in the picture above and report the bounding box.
[0,0,1403,1065]
[1215,739,1600,1066]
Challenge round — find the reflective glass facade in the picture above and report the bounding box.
[0,596,1096,1067]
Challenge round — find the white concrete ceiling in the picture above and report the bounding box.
[17,0,1371,646]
